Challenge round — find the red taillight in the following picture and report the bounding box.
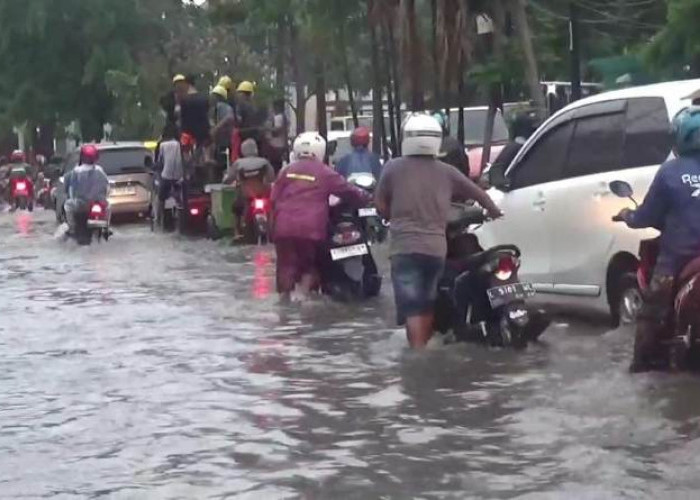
[253,198,267,211]
[15,181,27,191]
[90,203,103,215]
[495,256,517,281]
[190,207,200,216]
[332,230,361,246]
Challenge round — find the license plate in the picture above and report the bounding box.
[330,243,368,261]
[358,207,378,217]
[487,282,535,308]
[111,187,136,197]
[87,220,108,228]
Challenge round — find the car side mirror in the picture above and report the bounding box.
[487,165,509,192]
[327,140,338,157]
[609,180,634,198]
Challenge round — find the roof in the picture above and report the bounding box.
[561,78,700,112]
[93,141,151,151]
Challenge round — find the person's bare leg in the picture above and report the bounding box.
[406,312,435,349]
[298,272,319,297]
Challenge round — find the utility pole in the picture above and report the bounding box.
[569,1,582,102]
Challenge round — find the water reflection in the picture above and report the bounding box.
[1,212,700,498]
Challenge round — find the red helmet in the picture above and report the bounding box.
[180,132,195,150]
[351,127,371,148]
[10,150,26,163]
[80,144,99,164]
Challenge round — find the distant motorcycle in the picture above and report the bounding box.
[611,180,700,371]
[9,168,34,212]
[435,205,550,349]
[69,200,111,245]
[250,196,271,245]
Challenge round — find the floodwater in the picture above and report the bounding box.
[1,210,700,499]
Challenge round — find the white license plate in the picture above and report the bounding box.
[87,220,108,228]
[111,187,136,197]
[331,243,368,261]
[358,207,377,217]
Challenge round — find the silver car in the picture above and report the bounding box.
[55,143,154,222]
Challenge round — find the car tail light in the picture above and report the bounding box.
[15,181,27,191]
[190,207,200,216]
[90,203,103,215]
[253,198,267,211]
[494,256,517,281]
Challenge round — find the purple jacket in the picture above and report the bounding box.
[272,159,369,241]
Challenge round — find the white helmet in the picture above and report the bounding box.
[401,114,443,157]
[293,132,327,160]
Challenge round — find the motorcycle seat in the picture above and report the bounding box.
[678,256,700,285]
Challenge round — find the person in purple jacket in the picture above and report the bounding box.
[271,132,370,302]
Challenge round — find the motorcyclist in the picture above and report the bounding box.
[271,132,370,302]
[488,111,539,187]
[335,127,382,180]
[615,106,700,372]
[434,112,470,176]
[63,145,109,232]
[223,138,275,240]
[5,150,33,203]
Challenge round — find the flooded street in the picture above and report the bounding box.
[2,210,700,499]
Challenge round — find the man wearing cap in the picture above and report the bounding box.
[210,85,235,172]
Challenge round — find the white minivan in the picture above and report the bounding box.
[478,79,700,324]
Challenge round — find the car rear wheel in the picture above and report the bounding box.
[613,273,642,326]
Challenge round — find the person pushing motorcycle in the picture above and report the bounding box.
[616,106,700,372]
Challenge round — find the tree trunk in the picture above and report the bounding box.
[315,58,327,139]
[275,15,286,93]
[401,0,424,111]
[512,0,545,118]
[430,0,440,108]
[369,21,384,156]
[482,0,508,172]
[382,22,398,157]
[289,19,306,132]
[339,21,359,127]
[387,20,402,154]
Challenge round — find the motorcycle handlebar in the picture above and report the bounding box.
[612,215,625,223]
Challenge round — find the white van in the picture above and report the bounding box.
[478,79,700,324]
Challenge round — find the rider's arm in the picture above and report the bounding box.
[625,168,668,230]
[449,166,502,218]
[326,167,370,208]
[370,153,383,180]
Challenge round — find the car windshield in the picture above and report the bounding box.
[99,148,152,176]
[450,109,510,146]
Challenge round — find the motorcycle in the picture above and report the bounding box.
[69,200,111,245]
[434,205,550,349]
[610,180,700,371]
[36,173,52,208]
[323,176,382,301]
[10,172,34,212]
[249,196,270,245]
[347,173,388,243]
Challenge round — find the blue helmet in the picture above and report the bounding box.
[672,106,700,156]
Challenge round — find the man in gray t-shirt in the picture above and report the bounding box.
[375,114,501,349]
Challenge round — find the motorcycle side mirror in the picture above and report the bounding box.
[609,180,634,198]
[609,180,638,207]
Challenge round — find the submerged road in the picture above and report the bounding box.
[1,210,699,499]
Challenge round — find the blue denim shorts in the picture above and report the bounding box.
[391,253,445,325]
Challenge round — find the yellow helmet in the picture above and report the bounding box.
[218,75,233,91]
[172,74,186,84]
[211,85,228,99]
[237,81,255,94]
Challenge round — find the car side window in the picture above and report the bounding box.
[563,110,626,179]
[508,120,575,190]
[622,97,672,168]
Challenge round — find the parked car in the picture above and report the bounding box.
[55,142,154,222]
[477,79,699,325]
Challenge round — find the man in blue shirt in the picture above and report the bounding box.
[335,127,382,180]
[617,106,700,372]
